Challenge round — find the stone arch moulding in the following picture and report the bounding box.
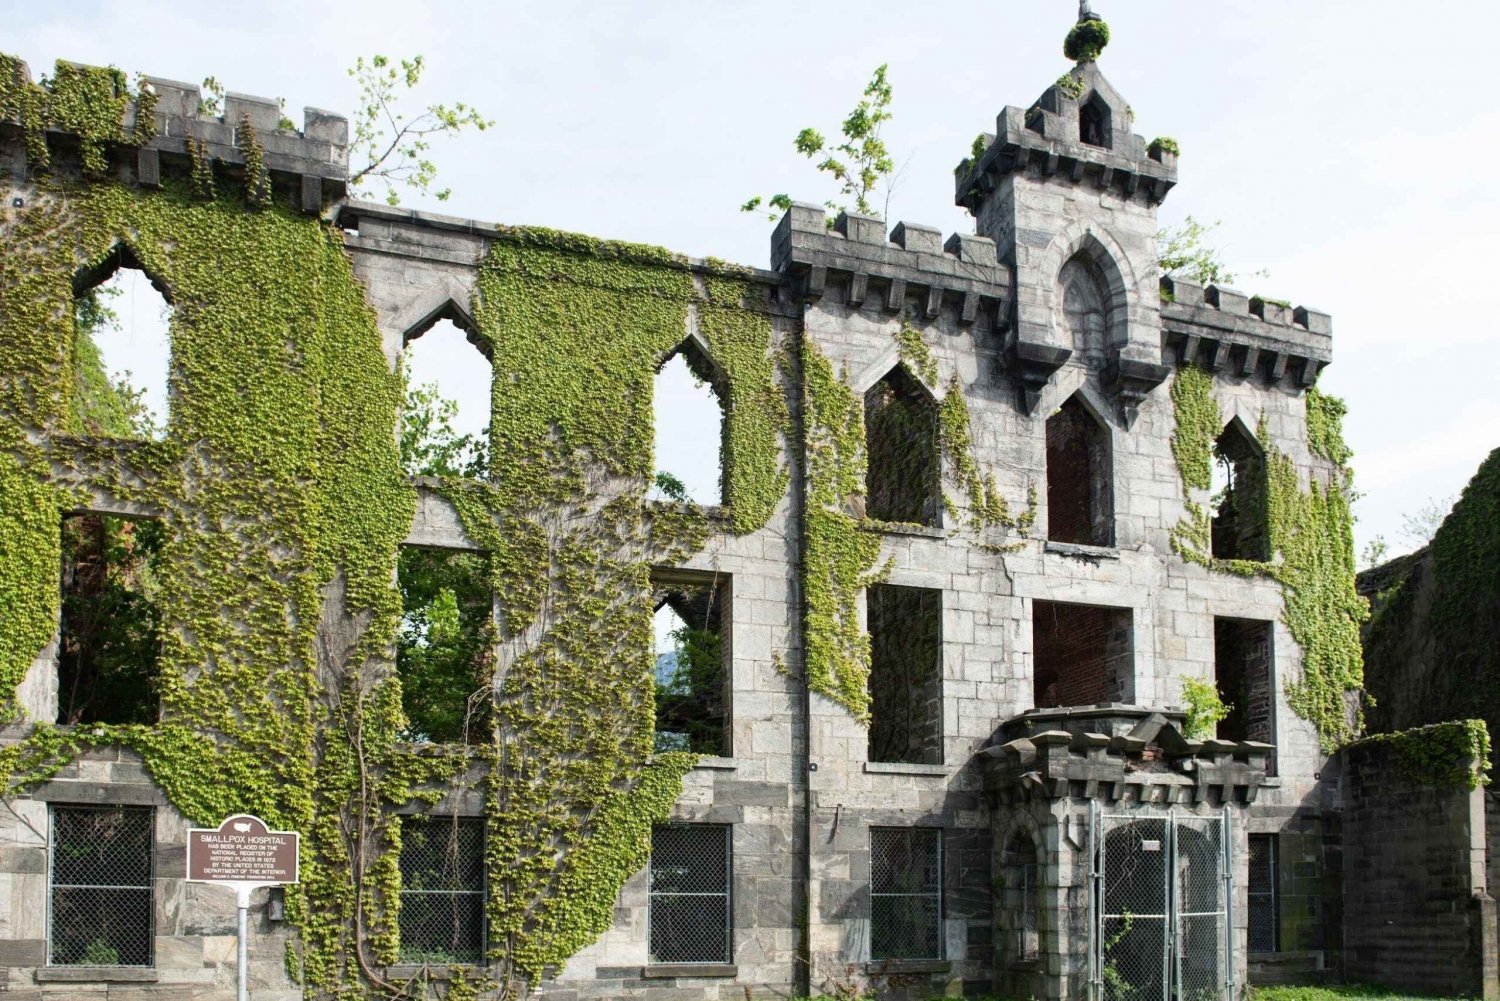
[73,240,176,305]
[389,280,488,360]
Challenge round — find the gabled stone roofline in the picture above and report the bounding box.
[771,202,1010,325]
[1161,276,1333,389]
[955,63,1177,214]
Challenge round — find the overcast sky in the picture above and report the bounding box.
[12,0,1497,560]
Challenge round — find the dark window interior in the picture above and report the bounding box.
[868,584,943,765]
[653,574,730,757]
[1032,600,1132,708]
[865,366,941,526]
[1046,395,1113,546]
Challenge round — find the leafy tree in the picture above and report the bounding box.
[1157,216,1270,289]
[743,64,900,221]
[399,381,488,479]
[652,593,726,755]
[347,54,492,206]
[652,470,688,502]
[1401,495,1455,548]
[70,286,161,439]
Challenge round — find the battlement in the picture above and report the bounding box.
[0,56,347,212]
[1161,276,1333,388]
[771,202,1009,324]
[955,62,1177,214]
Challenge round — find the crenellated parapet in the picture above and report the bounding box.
[978,707,1272,805]
[0,56,347,212]
[955,62,1177,216]
[771,202,1010,325]
[1161,276,1332,388]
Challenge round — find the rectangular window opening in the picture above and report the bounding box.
[653,572,731,757]
[868,584,943,765]
[1032,600,1132,709]
[1215,617,1275,773]
[649,823,732,965]
[1248,833,1279,953]
[396,545,494,744]
[870,826,943,961]
[48,805,154,967]
[57,513,165,726]
[397,815,486,965]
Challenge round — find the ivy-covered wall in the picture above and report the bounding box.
[0,61,790,997]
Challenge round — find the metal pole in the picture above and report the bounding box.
[1089,801,1100,1001]
[237,884,250,1001]
[1222,804,1235,1001]
[1167,811,1177,1001]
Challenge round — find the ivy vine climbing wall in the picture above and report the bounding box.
[0,60,789,999]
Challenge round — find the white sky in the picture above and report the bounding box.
[20,0,1498,561]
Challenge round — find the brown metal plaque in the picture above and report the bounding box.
[186,814,300,885]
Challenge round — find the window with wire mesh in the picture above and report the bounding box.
[49,805,154,967]
[1248,833,1278,953]
[870,826,943,961]
[1002,831,1039,962]
[649,823,731,964]
[398,816,485,965]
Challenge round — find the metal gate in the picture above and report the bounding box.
[1088,804,1233,1001]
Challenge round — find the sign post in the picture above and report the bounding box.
[186,814,300,1001]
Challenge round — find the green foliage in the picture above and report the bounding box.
[1056,73,1086,100]
[347,54,492,205]
[1251,988,1468,1001]
[1181,677,1231,740]
[1148,136,1180,157]
[744,64,898,220]
[69,287,163,439]
[1349,719,1491,791]
[1157,216,1259,289]
[396,548,491,743]
[654,614,726,754]
[652,470,689,502]
[1168,368,1366,749]
[0,56,153,173]
[400,381,488,479]
[1064,18,1111,62]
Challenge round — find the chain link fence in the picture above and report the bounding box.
[1175,816,1227,1001]
[1101,816,1169,1001]
[870,827,942,961]
[398,816,485,965]
[49,805,154,967]
[649,824,731,964]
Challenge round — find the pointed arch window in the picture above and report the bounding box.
[1079,92,1112,149]
[400,311,492,480]
[1045,394,1113,546]
[1211,419,1271,561]
[865,365,940,526]
[653,338,728,506]
[71,245,173,440]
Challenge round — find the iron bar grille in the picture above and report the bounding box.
[1247,834,1278,953]
[1018,858,1039,960]
[649,823,731,964]
[48,805,154,967]
[870,826,943,961]
[398,816,485,965]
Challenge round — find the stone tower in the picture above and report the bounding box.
[955,7,1176,423]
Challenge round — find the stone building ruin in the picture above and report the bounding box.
[0,10,1492,1001]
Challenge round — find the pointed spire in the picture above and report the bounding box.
[1065,3,1110,62]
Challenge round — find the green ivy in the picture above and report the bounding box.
[1148,136,1180,157]
[1347,719,1491,791]
[1064,19,1111,63]
[0,57,153,173]
[1167,365,1366,749]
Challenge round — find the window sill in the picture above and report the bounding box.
[861,518,945,539]
[642,963,738,979]
[864,959,949,975]
[692,756,739,771]
[1044,540,1120,560]
[36,967,159,982]
[386,964,482,981]
[863,761,947,776]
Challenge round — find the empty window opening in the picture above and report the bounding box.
[870,827,943,961]
[653,342,727,506]
[48,805,154,967]
[398,815,485,964]
[1215,618,1275,764]
[653,574,730,756]
[1079,92,1111,149]
[865,366,940,526]
[867,584,942,765]
[1211,421,1270,561]
[396,546,493,743]
[71,248,172,439]
[57,513,164,726]
[649,823,732,965]
[1002,832,1040,963]
[401,318,491,478]
[1247,834,1279,953]
[1032,600,1132,709]
[1045,395,1113,546]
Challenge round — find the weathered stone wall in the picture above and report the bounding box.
[1340,739,1496,996]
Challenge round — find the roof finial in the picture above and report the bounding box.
[1065,2,1110,61]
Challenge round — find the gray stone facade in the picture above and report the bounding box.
[0,21,1491,1001]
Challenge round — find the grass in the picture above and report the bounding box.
[1252,988,1467,1001]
